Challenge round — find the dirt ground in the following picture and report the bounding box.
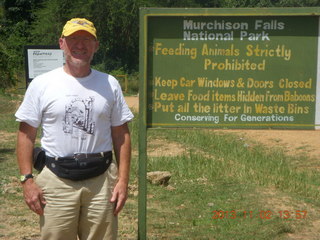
[125,96,320,161]
[218,129,320,160]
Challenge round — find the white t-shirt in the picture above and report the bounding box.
[15,67,134,157]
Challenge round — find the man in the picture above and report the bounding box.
[16,18,133,240]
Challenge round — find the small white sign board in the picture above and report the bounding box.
[25,46,64,86]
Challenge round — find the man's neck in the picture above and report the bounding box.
[63,63,91,78]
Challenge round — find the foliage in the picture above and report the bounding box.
[90,0,147,71]
[0,42,17,90]
[0,0,42,89]
[29,0,94,45]
[0,0,319,90]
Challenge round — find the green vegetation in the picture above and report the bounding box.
[138,127,320,239]
[121,107,320,239]
[0,93,20,132]
[155,128,320,198]
[0,0,319,90]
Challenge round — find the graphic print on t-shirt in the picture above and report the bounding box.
[63,97,96,140]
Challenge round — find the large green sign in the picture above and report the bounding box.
[138,8,320,240]
[142,9,320,129]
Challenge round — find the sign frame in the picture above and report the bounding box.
[139,7,320,240]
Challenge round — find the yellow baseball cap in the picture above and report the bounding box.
[61,18,97,39]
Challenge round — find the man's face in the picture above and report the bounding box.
[59,30,99,67]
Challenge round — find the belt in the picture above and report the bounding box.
[47,151,112,161]
[45,151,113,181]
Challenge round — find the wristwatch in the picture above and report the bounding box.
[20,174,34,183]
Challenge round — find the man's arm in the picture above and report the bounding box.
[110,122,131,216]
[17,122,46,215]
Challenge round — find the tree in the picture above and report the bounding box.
[0,42,17,90]
[30,0,80,45]
[0,0,43,90]
[91,0,148,72]
[277,0,320,7]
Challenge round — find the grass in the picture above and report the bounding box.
[1,90,320,239]
[138,127,320,239]
[146,182,296,240]
[144,153,305,238]
[153,128,320,198]
[0,93,20,133]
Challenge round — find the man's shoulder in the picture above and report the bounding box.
[28,67,64,88]
[32,67,63,82]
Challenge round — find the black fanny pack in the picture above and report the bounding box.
[45,151,112,181]
[33,147,46,172]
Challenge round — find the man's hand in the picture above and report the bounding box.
[110,180,128,216]
[22,179,46,215]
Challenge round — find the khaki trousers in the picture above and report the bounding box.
[36,160,118,240]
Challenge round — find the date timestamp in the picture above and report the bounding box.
[212,210,308,220]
